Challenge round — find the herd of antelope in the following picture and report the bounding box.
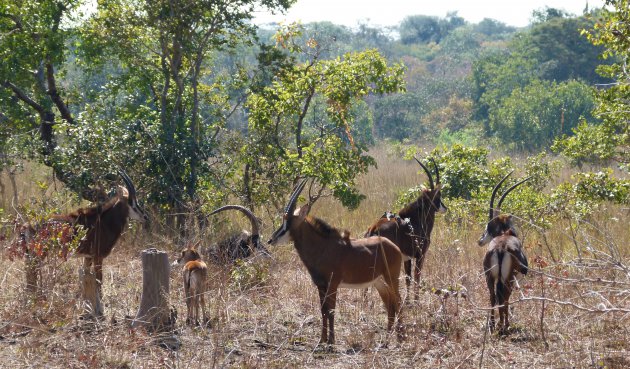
[15,159,532,346]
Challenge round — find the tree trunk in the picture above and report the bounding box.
[79,268,103,319]
[132,248,173,332]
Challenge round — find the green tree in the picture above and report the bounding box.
[472,18,516,39]
[553,0,630,169]
[471,48,540,123]
[527,14,608,83]
[241,25,405,209]
[68,0,293,230]
[399,13,466,45]
[373,93,429,141]
[0,0,88,193]
[490,79,595,150]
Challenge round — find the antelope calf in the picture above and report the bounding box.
[268,180,404,346]
[479,172,530,334]
[366,157,447,300]
[174,245,208,326]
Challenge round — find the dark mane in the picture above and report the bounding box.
[306,216,343,239]
[398,189,432,218]
[52,196,120,227]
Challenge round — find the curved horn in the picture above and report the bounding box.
[496,176,531,212]
[285,179,307,216]
[489,170,513,221]
[414,157,434,190]
[210,205,260,237]
[118,169,137,198]
[430,157,440,184]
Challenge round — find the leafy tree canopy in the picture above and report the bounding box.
[554,0,630,170]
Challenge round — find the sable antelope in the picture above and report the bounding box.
[174,244,208,326]
[366,157,446,300]
[207,205,269,262]
[479,171,530,334]
[268,180,404,346]
[51,171,148,288]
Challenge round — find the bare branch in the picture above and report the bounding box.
[45,63,74,124]
[513,296,630,314]
[2,81,45,114]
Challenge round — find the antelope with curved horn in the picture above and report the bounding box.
[50,170,148,289]
[268,180,404,346]
[207,205,269,262]
[366,157,447,300]
[478,171,530,334]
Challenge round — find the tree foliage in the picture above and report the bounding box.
[489,79,595,150]
[241,25,405,209]
[0,0,82,189]
[399,13,466,45]
[553,0,630,169]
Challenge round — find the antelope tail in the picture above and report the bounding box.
[495,252,508,305]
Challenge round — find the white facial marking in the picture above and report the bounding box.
[478,227,492,246]
[272,228,291,245]
[128,203,146,223]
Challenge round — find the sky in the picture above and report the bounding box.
[253,0,606,29]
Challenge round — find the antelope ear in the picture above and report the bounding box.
[297,204,311,218]
[117,185,129,199]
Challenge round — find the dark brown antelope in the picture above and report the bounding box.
[174,244,208,326]
[51,171,147,288]
[207,205,270,262]
[366,157,446,300]
[268,180,404,346]
[479,171,530,334]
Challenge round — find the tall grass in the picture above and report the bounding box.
[0,150,628,368]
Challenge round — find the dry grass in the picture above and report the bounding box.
[1,150,629,368]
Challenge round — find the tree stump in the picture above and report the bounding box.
[24,253,43,301]
[79,267,103,319]
[131,248,173,332]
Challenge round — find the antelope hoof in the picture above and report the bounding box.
[316,341,334,353]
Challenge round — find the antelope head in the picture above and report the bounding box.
[478,171,530,246]
[414,157,447,214]
[118,170,148,224]
[175,241,203,266]
[268,179,309,246]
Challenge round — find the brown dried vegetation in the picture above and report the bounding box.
[1,152,628,368]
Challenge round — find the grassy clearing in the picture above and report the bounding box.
[1,150,628,368]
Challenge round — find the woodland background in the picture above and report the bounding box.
[0,0,628,367]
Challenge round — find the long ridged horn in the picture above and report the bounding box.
[414,157,435,190]
[118,169,137,199]
[285,179,307,216]
[430,157,440,184]
[210,205,260,237]
[496,176,532,212]
[489,170,513,221]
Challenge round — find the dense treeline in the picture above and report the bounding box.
[0,0,627,235]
